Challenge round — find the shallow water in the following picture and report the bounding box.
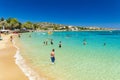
[16,31,120,80]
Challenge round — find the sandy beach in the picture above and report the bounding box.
[0,34,28,80]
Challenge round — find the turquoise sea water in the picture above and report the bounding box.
[16,31,120,80]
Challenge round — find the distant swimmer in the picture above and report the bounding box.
[29,35,31,37]
[104,43,106,46]
[83,38,87,45]
[46,41,48,45]
[59,41,62,48]
[50,49,55,64]
[50,39,53,45]
[43,41,46,45]
[83,41,87,45]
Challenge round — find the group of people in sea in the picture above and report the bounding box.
[50,41,62,64]
[43,38,62,64]
[4,32,81,65]
[16,33,107,65]
[43,38,62,48]
[50,38,107,64]
[82,38,106,46]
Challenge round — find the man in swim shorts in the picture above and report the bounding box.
[50,49,55,64]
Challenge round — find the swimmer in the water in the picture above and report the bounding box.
[104,43,106,46]
[50,39,53,45]
[59,41,62,48]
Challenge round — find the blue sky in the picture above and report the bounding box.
[0,0,120,28]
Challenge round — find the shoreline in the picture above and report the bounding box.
[14,33,56,80]
[13,39,44,80]
[0,34,28,80]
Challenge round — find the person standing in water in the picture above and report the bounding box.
[45,41,48,45]
[50,49,55,64]
[59,41,62,48]
[29,35,31,37]
[50,39,53,45]
[83,38,87,45]
[43,41,45,45]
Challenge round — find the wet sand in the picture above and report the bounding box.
[0,34,28,80]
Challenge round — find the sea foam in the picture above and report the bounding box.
[12,40,46,80]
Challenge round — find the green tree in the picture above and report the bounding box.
[0,17,4,21]
[33,24,39,30]
[0,20,8,29]
[6,18,20,30]
[22,21,33,29]
[65,26,69,31]
[6,17,11,23]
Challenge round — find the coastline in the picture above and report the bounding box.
[34,29,119,32]
[0,34,28,80]
[13,39,44,80]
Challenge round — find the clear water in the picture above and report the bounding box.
[16,31,120,80]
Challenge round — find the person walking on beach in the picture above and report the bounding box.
[59,41,62,48]
[10,35,13,42]
[50,49,55,64]
[0,32,1,38]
